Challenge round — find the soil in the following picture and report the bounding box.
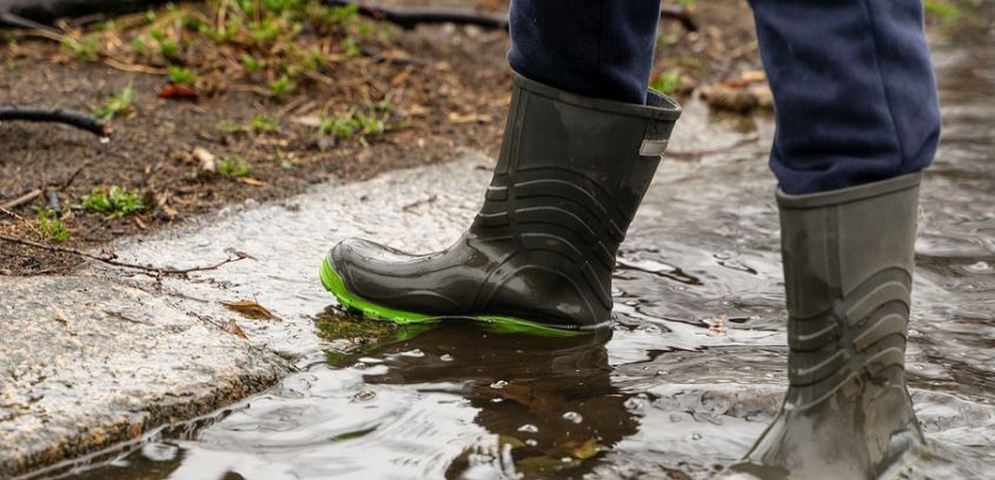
[0,1,761,276]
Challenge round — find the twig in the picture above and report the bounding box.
[0,234,249,276]
[0,189,42,210]
[0,106,109,137]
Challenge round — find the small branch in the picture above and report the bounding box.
[0,234,248,277]
[0,189,42,210]
[0,106,109,137]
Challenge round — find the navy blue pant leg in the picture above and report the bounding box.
[508,0,660,105]
[749,0,941,194]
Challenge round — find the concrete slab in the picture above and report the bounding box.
[0,276,290,478]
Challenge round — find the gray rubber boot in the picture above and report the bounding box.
[743,173,926,479]
[320,73,681,333]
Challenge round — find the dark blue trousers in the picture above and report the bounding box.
[508,0,941,194]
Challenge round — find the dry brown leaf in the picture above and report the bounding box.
[221,300,274,320]
[192,146,216,174]
[447,112,492,124]
[237,177,267,187]
[224,318,248,339]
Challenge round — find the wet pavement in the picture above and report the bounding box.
[5,13,994,480]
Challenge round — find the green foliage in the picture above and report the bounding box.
[81,186,146,217]
[92,87,135,120]
[268,75,296,99]
[241,54,265,73]
[158,38,181,59]
[319,104,390,146]
[250,115,280,133]
[62,35,100,62]
[167,66,198,85]
[924,0,961,21]
[218,156,252,177]
[131,35,148,55]
[650,69,682,95]
[35,208,69,242]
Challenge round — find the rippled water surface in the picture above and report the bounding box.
[72,13,994,480]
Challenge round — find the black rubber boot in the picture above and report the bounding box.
[320,73,681,333]
[743,173,926,479]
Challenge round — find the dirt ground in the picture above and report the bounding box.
[0,1,761,276]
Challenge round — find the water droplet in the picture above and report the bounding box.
[518,424,539,433]
[352,390,376,402]
[440,354,454,362]
[562,411,583,424]
[490,380,508,389]
[99,136,110,144]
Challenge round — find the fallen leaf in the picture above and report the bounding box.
[237,177,267,187]
[224,318,248,339]
[221,300,274,320]
[192,147,216,174]
[740,70,767,83]
[447,112,492,124]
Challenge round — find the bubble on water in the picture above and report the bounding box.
[525,439,538,447]
[655,370,669,376]
[352,362,368,369]
[562,411,583,424]
[99,136,111,144]
[965,261,991,273]
[440,354,454,362]
[518,424,539,433]
[490,380,508,389]
[491,398,504,403]
[624,398,646,411]
[141,442,179,462]
[400,349,425,358]
[352,390,376,402]
[690,433,702,441]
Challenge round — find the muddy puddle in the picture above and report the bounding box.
[62,17,995,480]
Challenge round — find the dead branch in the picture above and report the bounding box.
[0,189,42,210]
[0,233,248,277]
[0,106,109,137]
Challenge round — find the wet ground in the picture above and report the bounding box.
[51,17,995,480]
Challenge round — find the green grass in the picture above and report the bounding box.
[62,35,100,62]
[81,186,146,218]
[36,208,69,242]
[167,66,198,85]
[250,115,280,133]
[924,0,961,21]
[92,87,135,120]
[650,69,682,95]
[218,155,252,178]
[268,75,296,99]
[318,105,390,146]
